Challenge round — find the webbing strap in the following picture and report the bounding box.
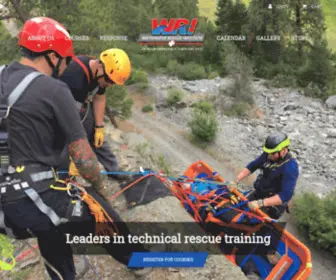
[73,56,91,83]
[0,65,5,75]
[0,201,15,238]
[24,188,68,226]
[7,71,43,107]
[30,170,54,182]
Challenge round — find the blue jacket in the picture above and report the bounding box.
[246,152,299,203]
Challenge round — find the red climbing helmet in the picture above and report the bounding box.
[18,17,74,58]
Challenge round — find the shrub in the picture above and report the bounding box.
[126,69,148,85]
[223,101,250,117]
[221,43,255,106]
[105,85,133,119]
[0,234,15,266]
[208,71,219,79]
[167,60,182,76]
[141,55,160,72]
[142,104,154,113]
[120,98,134,120]
[136,82,149,92]
[292,191,336,257]
[303,82,324,99]
[192,101,215,115]
[177,62,207,80]
[270,73,297,88]
[188,110,218,143]
[167,88,184,106]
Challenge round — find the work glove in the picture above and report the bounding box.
[94,125,104,148]
[248,199,264,211]
[227,180,238,192]
[69,158,79,177]
[229,194,239,205]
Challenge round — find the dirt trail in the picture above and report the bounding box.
[128,107,336,280]
[130,109,235,178]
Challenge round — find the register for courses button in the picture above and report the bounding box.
[128,252,208,267]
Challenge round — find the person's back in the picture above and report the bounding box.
[0,17,152,280]
[1,62,80,168]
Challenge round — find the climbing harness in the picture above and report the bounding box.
[0,66,69,239]
[72,56,99,123]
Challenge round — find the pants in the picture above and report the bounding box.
[247,191,287,220]
[58,102,120,180]
[1,183,147,280]
[81,103,119,176]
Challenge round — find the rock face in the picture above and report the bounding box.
[325,95,336,109]
[149,75,336,197]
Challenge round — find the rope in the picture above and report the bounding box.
[83,256,102,280]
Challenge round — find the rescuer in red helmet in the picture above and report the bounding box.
[0,17,150,279]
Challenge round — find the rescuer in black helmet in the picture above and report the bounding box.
[229,132,299,219]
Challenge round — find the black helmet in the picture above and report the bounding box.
[263,132,290,154]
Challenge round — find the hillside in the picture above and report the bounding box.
[198,0,336,50]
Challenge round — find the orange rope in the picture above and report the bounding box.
[108,174,154,200]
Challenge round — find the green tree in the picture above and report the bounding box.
[112,0,154,42]
[154,0,198,18]
[215,0,248,50]
[288,0,326,56]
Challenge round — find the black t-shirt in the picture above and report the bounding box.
[59,55,105,103]
[0,61,86,167]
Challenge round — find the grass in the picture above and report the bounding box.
[134,143,173,175]
[322,0,336,50]
[198,0,336,50]
[198,0,217,21]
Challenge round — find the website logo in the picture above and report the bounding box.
[139,18,204,49]
[151,18,198,36]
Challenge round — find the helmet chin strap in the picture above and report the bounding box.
[94,63,105,80]
[44,54,63,78]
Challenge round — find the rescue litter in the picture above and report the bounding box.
[66,232,271,246]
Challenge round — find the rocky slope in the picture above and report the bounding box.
[149,75,336,197]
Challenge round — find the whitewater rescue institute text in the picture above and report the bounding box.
[66,232,271,246]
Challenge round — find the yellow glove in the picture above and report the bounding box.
[94,126,104,148]
[248,199,264,211]
[69,158,79,177]
[229,194,239,205]
[227,180,238,192]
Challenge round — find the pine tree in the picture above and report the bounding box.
[153,0,198,18]
[215,0,248,50]
[288,0,326,56]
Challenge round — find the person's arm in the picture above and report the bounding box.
[236,168,251,183]
[263,194,283,207]
[275,160,299,204]
[236,153,267,183]
[68,138,103,191]
[92,93,106,127]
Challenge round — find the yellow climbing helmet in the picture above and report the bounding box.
[99,48,131,85]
